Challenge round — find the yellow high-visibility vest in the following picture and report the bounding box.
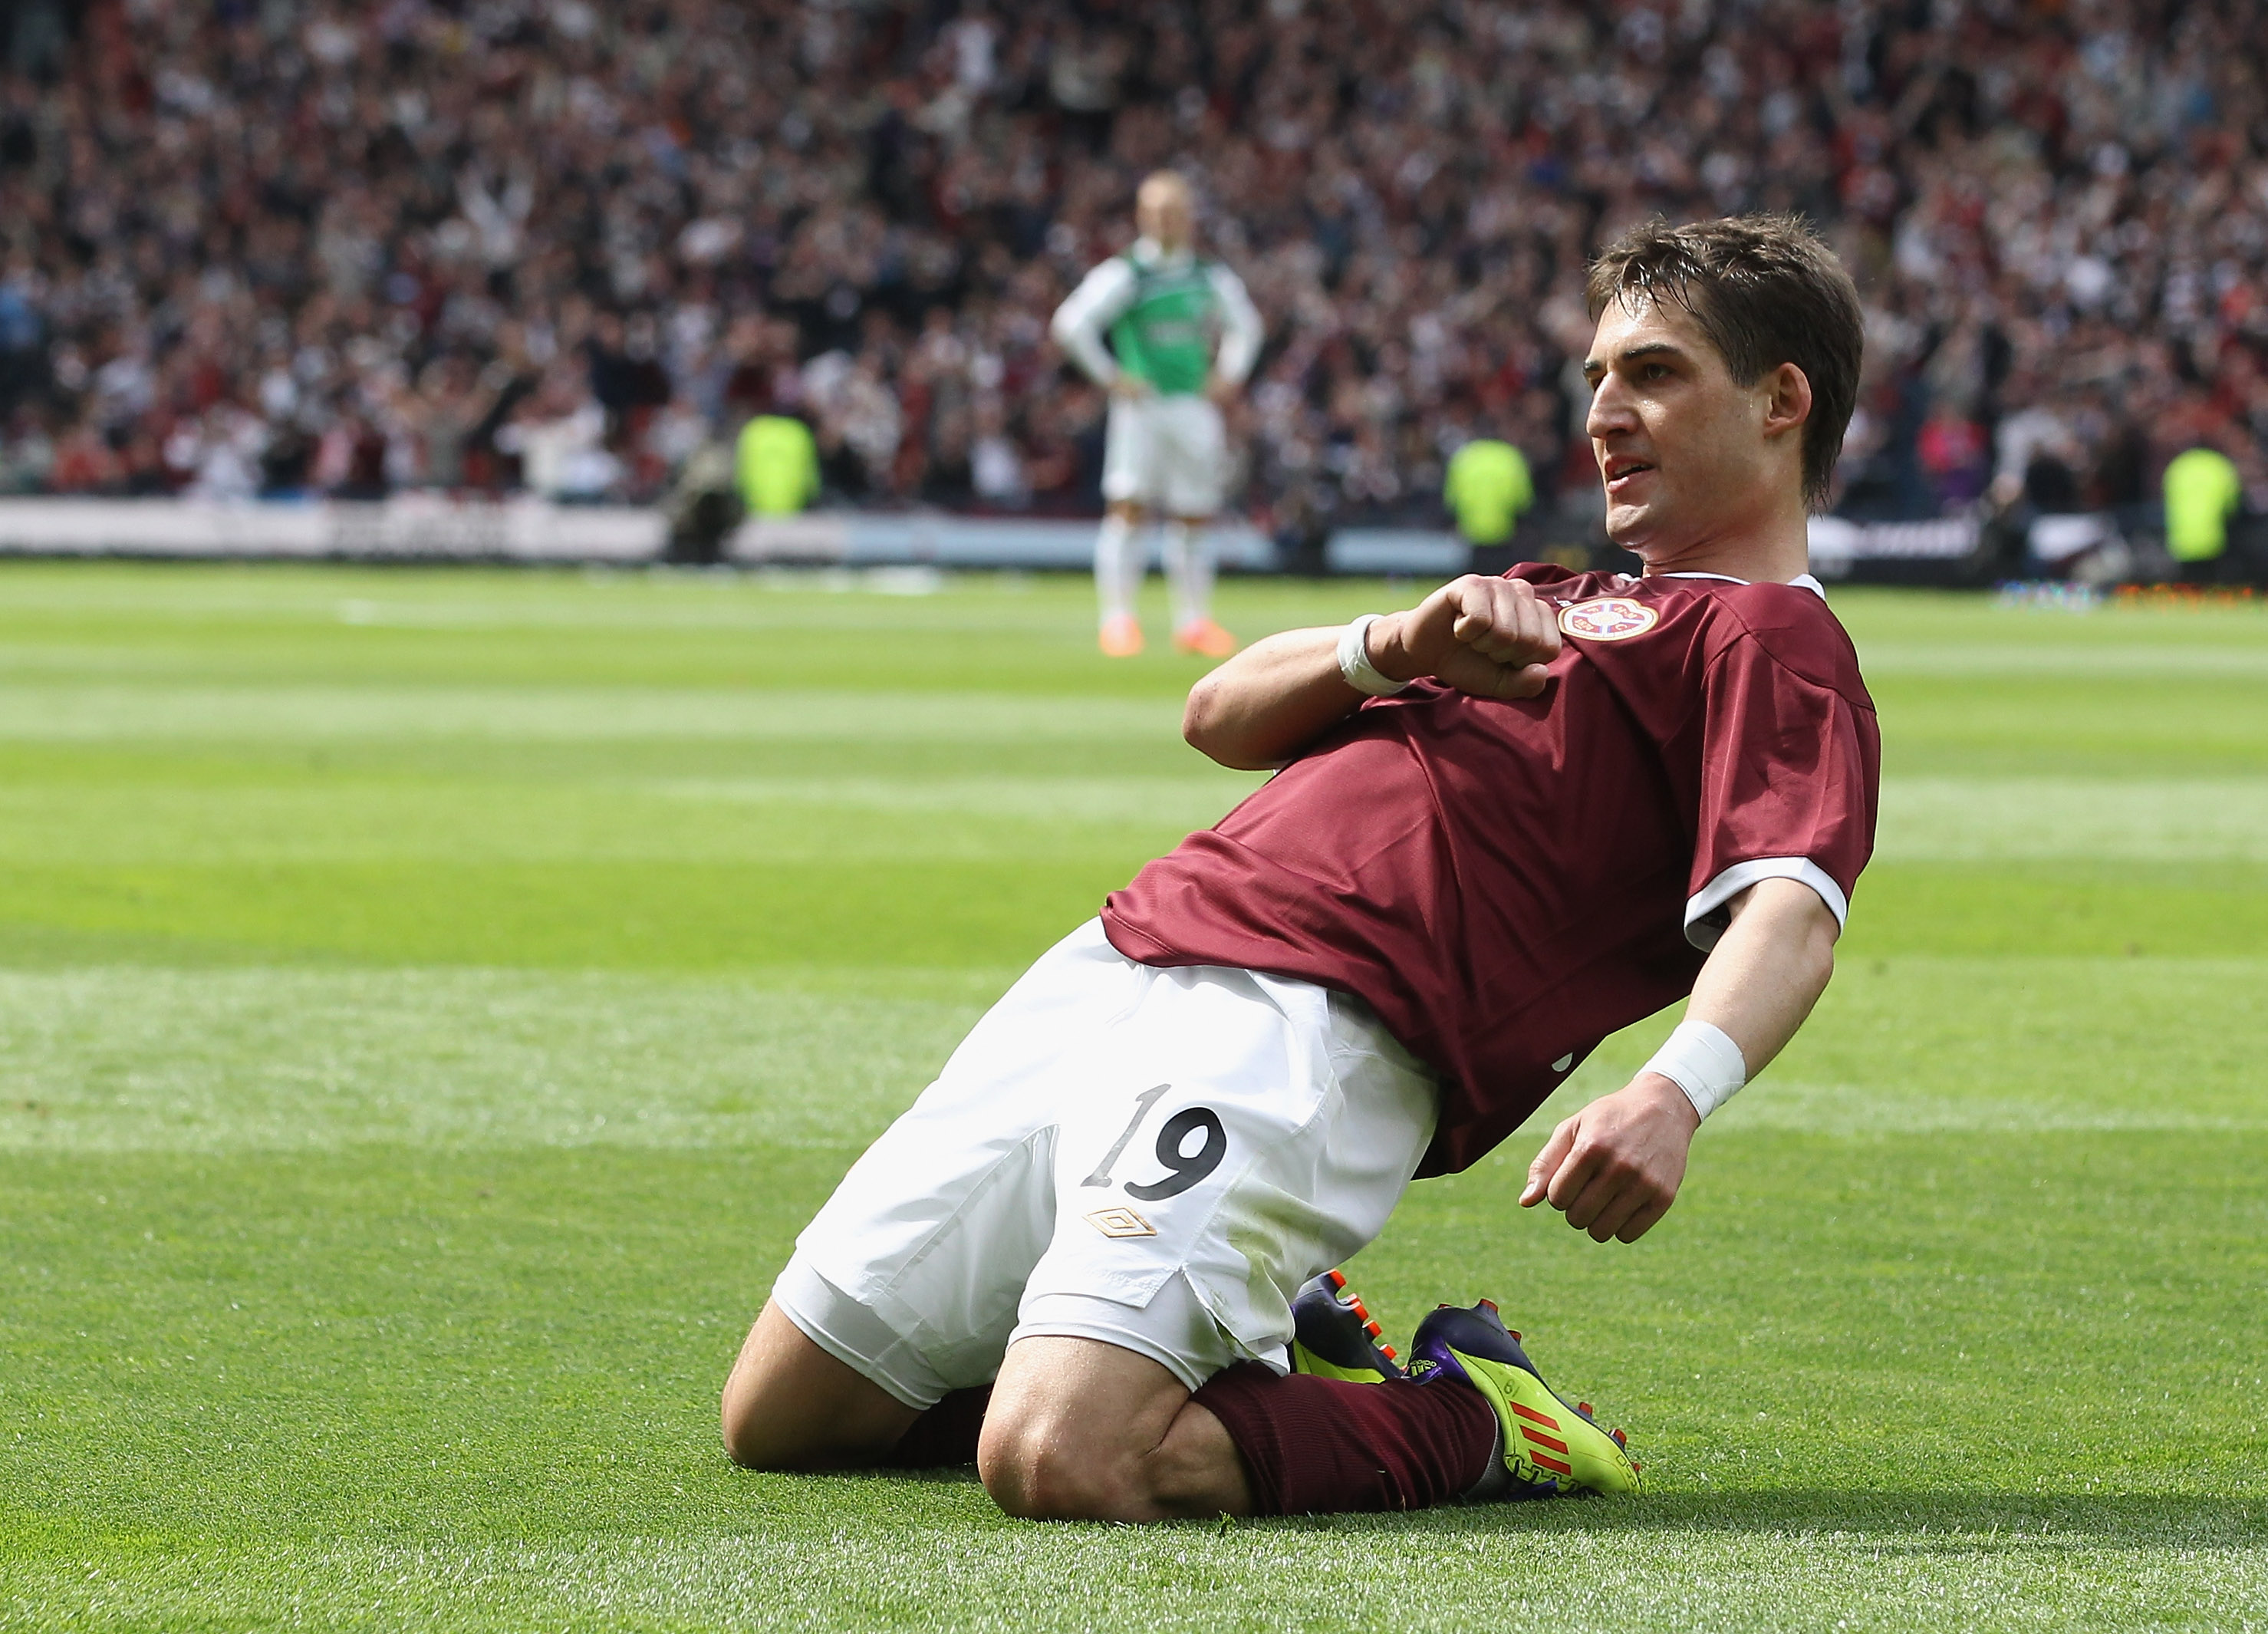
[736,416,820,517]
[1443,439,1534,546]
[2163,446,2241,563]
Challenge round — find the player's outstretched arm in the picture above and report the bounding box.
[1183,575,1562,770]
[1520,878,1839,1243]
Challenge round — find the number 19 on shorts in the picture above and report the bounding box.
[1079,1083,1226,1201]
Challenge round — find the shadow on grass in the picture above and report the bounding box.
[838,1470,2265,1550]
[1285,1491,2268,1550]
[840,1465,987,1487]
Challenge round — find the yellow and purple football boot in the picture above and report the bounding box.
[1405,1298,1640,1499]
[1288,1269,1402,1383]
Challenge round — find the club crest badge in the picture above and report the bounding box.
[1558,597,1658,641]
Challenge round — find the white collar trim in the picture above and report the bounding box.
[1630,570,1827,601]
[1130,236,1194,269]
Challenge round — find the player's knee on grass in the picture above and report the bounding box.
[978,1342,1158,1520]
[975,1407,1115,1525]
[719,1371,913,1473]
[719,1367,806,1471]
[976,1396,1144,1522]
[719,1303,920,1471]
[976,1336,1244,1522]
[977,1386,1251,1523]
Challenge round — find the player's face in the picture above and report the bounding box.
[1582,295,1787,557]
[1137,188,1193,250]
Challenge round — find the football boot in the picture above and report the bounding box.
[1171,617,1237,657]
[1287,1269,1402,1383]
[1099,615,1145,657]
[1404,1299,1640,1500]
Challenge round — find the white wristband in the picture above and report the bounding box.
[1642,1019,1749,1123]
[1337,614,1411,697]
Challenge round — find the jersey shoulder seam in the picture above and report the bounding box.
[1694,588,1876,713]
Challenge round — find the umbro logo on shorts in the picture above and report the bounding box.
[1085,1206,1157,1239]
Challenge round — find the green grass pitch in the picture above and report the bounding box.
[2,562,2263,1631]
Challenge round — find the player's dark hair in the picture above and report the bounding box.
[1585,215,1864,512]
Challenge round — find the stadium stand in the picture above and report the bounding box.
[0,0,2260,572]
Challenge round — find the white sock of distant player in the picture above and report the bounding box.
[1094,512,1145,627]
[1164,519,1214,631]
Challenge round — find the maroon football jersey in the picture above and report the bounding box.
[1101,566,1880,1176]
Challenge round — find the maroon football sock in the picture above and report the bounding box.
[1192,1362,1499,1514]
[883,1386,992,1468]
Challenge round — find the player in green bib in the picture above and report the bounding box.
[1052,172,1262,657]
[2163,443,2244,583]
[1443,435,1537,574]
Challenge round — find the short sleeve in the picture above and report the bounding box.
[1684,634,1879,950]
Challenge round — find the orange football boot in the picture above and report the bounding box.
[1172,617,1236,657]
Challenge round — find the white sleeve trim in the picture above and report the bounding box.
[1684,856,1849,951]
[1208,263,1263,385]
[1050,259,1137,387]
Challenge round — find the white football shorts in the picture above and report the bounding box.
[772,918,1437,1407]
[1101,394,1229,516]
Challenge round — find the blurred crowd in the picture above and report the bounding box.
[0,0,2262,533]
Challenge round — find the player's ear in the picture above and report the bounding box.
[1761,363,1812,441]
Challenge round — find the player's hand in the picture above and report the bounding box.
[1203,373,1239,406]
[1373,575,1562,701]
[1519,1073,1698,1243]
[1109,374,1154,400]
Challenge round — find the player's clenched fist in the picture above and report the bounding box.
[1374,575,1562,700]
[1519,1074,1699,1244]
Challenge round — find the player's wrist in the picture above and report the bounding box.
[1366,612,1428,685]
[1638,1019,1747,1125]
[1627,1070,1703,1135]
[1338,613,1414,697]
